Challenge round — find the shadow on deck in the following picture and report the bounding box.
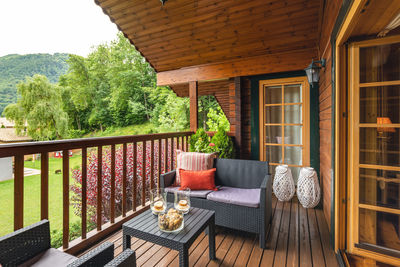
[81,196,338,266]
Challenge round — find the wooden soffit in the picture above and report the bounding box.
[95,0,321,81]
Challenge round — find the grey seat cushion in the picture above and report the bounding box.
[19,248,77,267]
[206,186,260,208]
[165,186,216,198]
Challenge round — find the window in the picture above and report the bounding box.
[259,77,310,181]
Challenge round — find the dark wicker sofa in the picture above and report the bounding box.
[0,220,136,267]
[160,158,272,248]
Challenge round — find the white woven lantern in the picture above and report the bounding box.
[297,167,320,208]
[273,165,295,202]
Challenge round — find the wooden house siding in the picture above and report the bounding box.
[317,0,343,230]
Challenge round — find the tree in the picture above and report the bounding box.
[149,86,190,132]
[206,106,230,132]
[3,74,68,140]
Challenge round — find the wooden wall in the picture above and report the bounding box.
[317,0,343,230]
[228,78,252,159]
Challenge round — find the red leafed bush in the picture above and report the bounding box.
[70,140,173,224]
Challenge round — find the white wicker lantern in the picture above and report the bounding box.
[273,165,295,202]
[297,167,320,208]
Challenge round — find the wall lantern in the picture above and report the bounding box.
[160,0,168,5]
[304,59,326,87]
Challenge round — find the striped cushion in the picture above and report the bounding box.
[175,150,216,186]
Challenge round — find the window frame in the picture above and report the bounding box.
[348,35,400,264]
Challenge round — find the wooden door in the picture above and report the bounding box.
[259,77,310,180]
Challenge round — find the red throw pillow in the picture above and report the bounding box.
[179,168,218,191]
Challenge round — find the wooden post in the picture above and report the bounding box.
[122,143,127,217]
[81,148,87,238]
[14,155,24,231]
[189,81,198,131]
[133,142,137,211]
[97,146,102,231]
[142,141,146,206]
[110,145,115,224]
[234,77,242,158]
[62,150,69,249]
[40,152,49,220]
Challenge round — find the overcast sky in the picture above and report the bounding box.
[0,0,119,57]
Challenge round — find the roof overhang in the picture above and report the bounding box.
[95,0,322,85]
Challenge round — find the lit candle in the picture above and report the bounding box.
[154,201,164,210]
[179,200,188,207]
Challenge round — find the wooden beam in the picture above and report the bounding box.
[234,77,242,158]
[157,50,315,86]
[189,81,198,131]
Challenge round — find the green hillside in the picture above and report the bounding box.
[0,53,69,115]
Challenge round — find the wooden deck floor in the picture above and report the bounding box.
[82,197,338,267]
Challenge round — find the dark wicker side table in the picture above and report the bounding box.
[123,206,216,267]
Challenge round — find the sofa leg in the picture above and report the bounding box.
[259,233,266,249]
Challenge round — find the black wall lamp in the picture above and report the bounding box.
[304,59,326,87]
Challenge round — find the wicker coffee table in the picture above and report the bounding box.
[123,206,216,267]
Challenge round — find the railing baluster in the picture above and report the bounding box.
[110,145,115,223]
[81,148,87,239]
[40,152,49,220]
[122,143,127,217]
[150,140,154,190]
[96,146,102,231]
[171,137,174,170]
[158,139,162,187]
[186,135,189,151]
[141,141,146,206]
[164,139,168,172]
[62,150,69,249]
[14,155,24,231]
[133,142,137,211]
[177,136,180,151]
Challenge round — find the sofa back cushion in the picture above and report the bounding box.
[213,158,269,188]
[175,150,217,185]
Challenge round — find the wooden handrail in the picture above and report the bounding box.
[1,131,193,252]
[0,131,193,157]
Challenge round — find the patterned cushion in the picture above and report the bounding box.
[175,150,216,185]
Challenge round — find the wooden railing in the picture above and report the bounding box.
[0,131,192,254]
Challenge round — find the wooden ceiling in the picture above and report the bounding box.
[95,0,322,73]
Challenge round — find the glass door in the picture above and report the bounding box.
[259,77,310,180]
[349,36,400,264]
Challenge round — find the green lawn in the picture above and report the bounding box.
[0,154,82,236]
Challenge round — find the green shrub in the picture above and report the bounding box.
[210,127,235,158]
[189,128,211,153]
[51,221,96,248]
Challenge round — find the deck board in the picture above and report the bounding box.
[80,196,338,266]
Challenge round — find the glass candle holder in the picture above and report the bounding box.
[150,188,166,215]
[174,188,191,214]
[158,208,184,233]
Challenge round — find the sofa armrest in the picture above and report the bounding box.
[104,249,136,267]
[260,174,272,203]
[0,219,51,266]
[68,242,114,267]
[160,170,176,189]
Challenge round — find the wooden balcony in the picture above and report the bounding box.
[0,132,337,266]
[80,196,338,267]
[0,131,192,253]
